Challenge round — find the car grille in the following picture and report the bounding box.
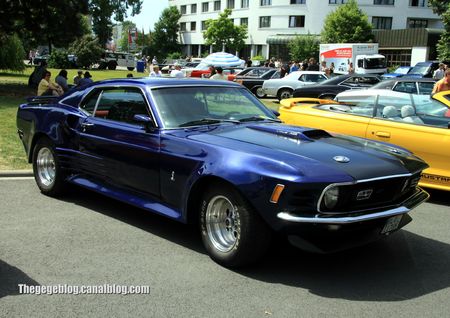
[319,173,422,213]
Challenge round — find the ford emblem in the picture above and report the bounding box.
[333,156,350,163]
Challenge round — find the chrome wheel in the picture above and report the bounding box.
[278,89,292,100]
[36,147,56,187]
[255,87,265,98]
[205,195,240,252]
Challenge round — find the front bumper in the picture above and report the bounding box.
[277,187,429,224]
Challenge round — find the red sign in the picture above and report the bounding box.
[321,48,353,59]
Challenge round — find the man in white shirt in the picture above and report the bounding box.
[433,63,446,80]
[210,67,227,80]
[170,65,185,78]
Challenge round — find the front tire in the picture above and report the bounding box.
[107,61,117,70]
[127,67,134,71]
[199,183,272,268]
[32,138,66,196]
[253,86,266,98]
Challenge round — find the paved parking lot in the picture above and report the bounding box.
[1,178,449,317]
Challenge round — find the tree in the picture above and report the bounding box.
[203,8,247,52]
[0,34,25,71]
[0,1,89,53]
[89,0,142,47]
[69,35,104,69]
[429,0,450,60]
[288,34,320,62]
[146,6,182,60]
[321,0,373,43]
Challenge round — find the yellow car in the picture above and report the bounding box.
[279,89,450,191]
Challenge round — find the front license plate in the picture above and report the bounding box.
[381,215,403,234]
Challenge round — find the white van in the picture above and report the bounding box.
[99,51,136,71]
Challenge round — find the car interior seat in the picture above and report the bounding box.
[382,106,400,120]
[401,105,424,124]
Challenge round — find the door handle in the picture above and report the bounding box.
[81,122,94,132]
[374,131,391,138]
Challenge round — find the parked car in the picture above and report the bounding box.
[33,54,50,65]
[381,66,412,79]
[406,61,440,78]
[292,74,381,99]
[189,64,243,80]
[278,90,450,191]
[370,77,436,95]
[17,78,429,267]
[234,67,280,98]
[262,71,328,100]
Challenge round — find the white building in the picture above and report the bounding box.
[169,0,443,65]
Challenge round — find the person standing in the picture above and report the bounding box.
[170,65,185,78]
[348,62,355,74]
[210,67,227,80]
[433,63,446,80]
[307,58,319,71]
[149,65,162,77]
[432,69,450,94]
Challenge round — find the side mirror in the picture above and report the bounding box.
[133,114,156,132]
[272,109,280,117]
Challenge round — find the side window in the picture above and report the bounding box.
[393,82,417,94]
[94,87,149,124]
[417,82,434,95]
[80,89,101,114]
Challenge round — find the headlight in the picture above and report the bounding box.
[323,186,339,210]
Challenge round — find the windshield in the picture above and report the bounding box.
[408,65,430,76]
[364,58,385,69]
[394,67,411,75]
[194,63,210,70]
[151,86,277,128]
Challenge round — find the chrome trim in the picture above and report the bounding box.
[316,173,417,213]
[279,188,429,224]
[78,84,160,128]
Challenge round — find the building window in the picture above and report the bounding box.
[289,16,305,27]
[241,17,248,26]
[241,0,249,8]
[408,18,428,28]
[180,5,187,14]
[372,17,392,29]
[259,16,271,28]
[380,49,411,67]
[410,0,426,7]
[227,0,235,9]
[201,21,207,30]
[191,4,197,13]
[214,0,221,11]
[191,22,197,31]
[260,0,272,6]
[180,22,187,31]
[291,0,306,3]
[374,0,394,5]
[329,0,347,3]
[202,2,209,12]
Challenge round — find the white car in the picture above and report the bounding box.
[262,71,328,100]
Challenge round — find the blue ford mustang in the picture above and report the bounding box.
[17,78,429,267]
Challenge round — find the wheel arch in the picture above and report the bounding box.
[27,132,51,163]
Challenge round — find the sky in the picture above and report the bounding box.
[128,0,170,32]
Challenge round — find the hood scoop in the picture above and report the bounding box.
[247,124,332,141]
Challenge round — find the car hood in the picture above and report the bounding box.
[184,123,427,181]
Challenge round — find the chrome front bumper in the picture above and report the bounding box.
[277,188,429,224]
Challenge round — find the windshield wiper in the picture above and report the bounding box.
[179,118,240,127]
[239,116,281,123]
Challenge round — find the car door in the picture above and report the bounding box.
[77,86,161,197]
[366,94,450,189]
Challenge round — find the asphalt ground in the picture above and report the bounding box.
[1,177,449,317]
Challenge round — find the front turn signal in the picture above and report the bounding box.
[270,184,285,204]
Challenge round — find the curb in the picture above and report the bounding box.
[0,170,33,177]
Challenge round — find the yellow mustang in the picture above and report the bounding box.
[279,89,450,191]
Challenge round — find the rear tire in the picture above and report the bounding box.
[32,138,66,197]
[277,88,293,101]
[199,183,272,268]
[127,67,134,71]
[108,61,117,70]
